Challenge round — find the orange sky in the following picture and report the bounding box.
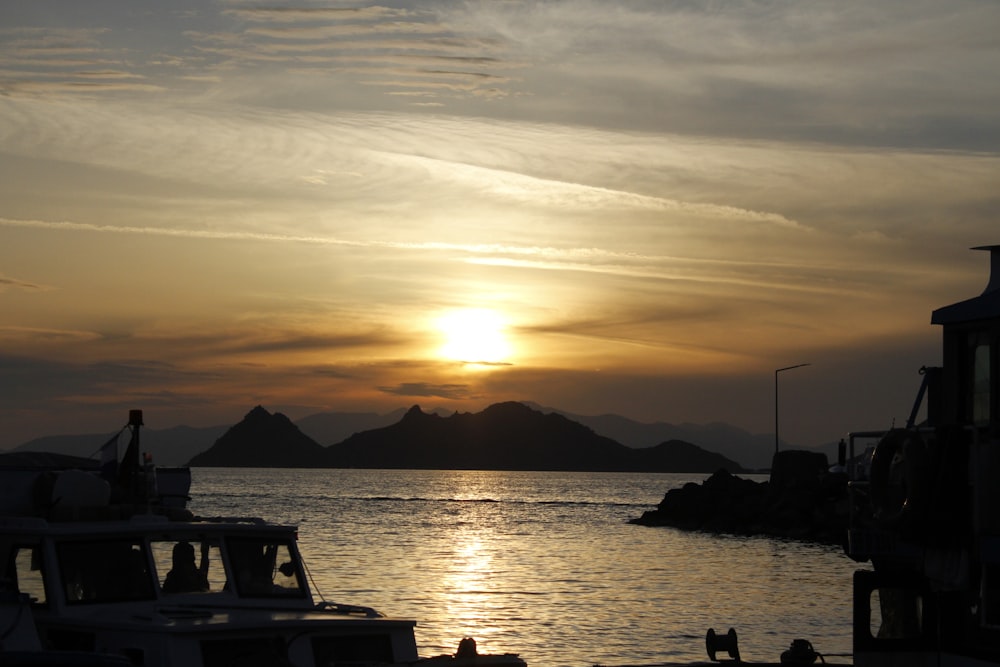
[2,1,999,450]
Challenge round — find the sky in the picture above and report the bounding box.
[2,1,999,451]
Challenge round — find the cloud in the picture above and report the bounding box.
[221,330,409,356]
[0,327,102,348]
[4,2,998,144]
[1,81,166,96]
[223,7,415,23]
[0,216,369,246]
[0,25,162,97]
[1,97,996,308]
[0,354,184,404]
[0,275,46,291]
[243,22,446,41]
[378,382,477,400]
[0,215,824,295]
[179,3,524,103]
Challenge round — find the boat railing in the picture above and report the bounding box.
[189,516,269,526]
[314,601,385,618]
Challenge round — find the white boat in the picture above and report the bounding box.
[0,412,526,667]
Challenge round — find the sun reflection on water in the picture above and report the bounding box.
[425,497,517,651]
[443,537,494,627]
[192,468,861,666]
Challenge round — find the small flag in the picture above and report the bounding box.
[118,424,142,498]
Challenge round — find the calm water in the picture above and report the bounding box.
[189,468,861,666]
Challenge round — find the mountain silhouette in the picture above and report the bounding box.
[8,403,759,472]
[522,402,807,470]
[295,406,451,445]
[187,406,325,468]
[322,402,630,470]
[188,402,745,472]
[13,424,228,467]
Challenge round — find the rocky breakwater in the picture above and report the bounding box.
[630,450,849,545]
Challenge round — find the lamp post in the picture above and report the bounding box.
[775,363,810,455]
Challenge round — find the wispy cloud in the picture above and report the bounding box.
[4,1,997,144]
[0,275,47,291]
[0,325,99,342]
[0,214,845,297]
[0,217,368,246]
[378,382,478,400]
[224,7,415,23]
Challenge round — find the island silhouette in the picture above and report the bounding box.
[187,402,747,473]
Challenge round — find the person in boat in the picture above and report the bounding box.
[162,540,209,594]
[231,541,278,595]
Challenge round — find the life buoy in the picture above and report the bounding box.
[868,429,928,526]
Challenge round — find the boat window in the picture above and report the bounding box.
[225,537,304,598]
[57,539,155,604]
[151,539,224,595]
[8,546,46,605]
[869,587,923,639]
[973,342,991,425]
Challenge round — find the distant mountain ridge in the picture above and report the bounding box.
[185,402,747,473]
[294,407,451,446]
[11,424,229,467]
[294,403,793,469]
[8,403,823,470]
[522,402,832,470]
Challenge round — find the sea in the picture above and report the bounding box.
[189,468,864,667]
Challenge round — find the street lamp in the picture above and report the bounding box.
[775,363,811,455]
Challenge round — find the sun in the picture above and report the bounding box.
[436,308,512,364]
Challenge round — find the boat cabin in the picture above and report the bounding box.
[1,516,311,612]
[0,513,421,667]
[847,245,1000,666]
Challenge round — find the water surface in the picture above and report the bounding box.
[189,468,861,666]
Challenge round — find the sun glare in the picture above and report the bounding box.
[437,308,512,364]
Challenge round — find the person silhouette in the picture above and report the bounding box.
[162,541,209,594]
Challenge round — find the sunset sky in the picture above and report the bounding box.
[2,1,999,451]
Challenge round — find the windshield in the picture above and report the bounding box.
[225,537,304,598]
[7,544,47,605]
[57,539,155,604]
[151,538,226,595]
[51,534,306,603]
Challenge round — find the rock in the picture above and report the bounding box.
[630,455,849,546]
[769,449,828,489]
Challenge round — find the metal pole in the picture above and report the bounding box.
[775,363,810,455]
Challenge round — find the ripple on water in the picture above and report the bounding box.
[191,468,860,666]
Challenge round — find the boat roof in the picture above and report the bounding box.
[0,514,298,538]
[0,452,101,469]
[49,609,417,632]
[931,245,1000,325]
